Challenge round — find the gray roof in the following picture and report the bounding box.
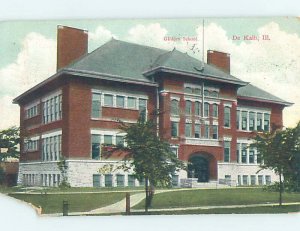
[65,39,247,86]
[237,83,292,106]
[14,39,292,106]
[146,48,244,84]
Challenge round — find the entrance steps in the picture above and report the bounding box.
[180,178,235,188]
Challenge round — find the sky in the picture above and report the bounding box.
[0,17,300,130]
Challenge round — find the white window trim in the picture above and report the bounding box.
[41,89,62,102]
[41,129,62,139]
[24,100,40,110]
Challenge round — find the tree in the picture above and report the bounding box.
[279,122,300,192]
[102,118,185,212]
[252,122,300,206]
[0,126,20,161]
[0,126,20,185]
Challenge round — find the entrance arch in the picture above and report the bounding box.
[188,153,216,182]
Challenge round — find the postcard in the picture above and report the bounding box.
[0,17,299,219]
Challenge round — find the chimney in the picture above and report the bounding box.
[207,50,230,74]
[57,25,88,70]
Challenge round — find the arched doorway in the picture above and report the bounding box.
[188,155,209,182]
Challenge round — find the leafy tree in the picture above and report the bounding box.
[280,122,300,191]
[0,126,20,161]
[101,118,185,212]
[252,122,300,206]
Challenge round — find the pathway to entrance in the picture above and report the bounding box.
[88,192,145,214]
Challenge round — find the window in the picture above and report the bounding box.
[105,174,113,187]
[257,113,263,131]
[204,90,209,96]
[171,99,179,115]
[92,93,101,118]
[127,97,136,109]
[249,148,255,163]
[251,175,256,185]
[241,144,247,163]
[43,93,62,124]
[236,110,240,129]
[93,174,101,187]
[258,175,263,185]
[185,100,192,115]
[26,104,39,119]
[212,104,218,117]
[225,175,231,185]
[170,146,178,158]
[184,87,193,94]
[265,175,271,185]
[204,124,210,139]
[194,124,201,138]
[171,122,179,137]
[195,101,201,116]
[172,175,179,187]
[42,134,61,161]
[116,136,124,147]
[224,107,231,128]
[194,88,201,95]
[24,139,39,152]
[139,99,147,121]
[257,151,262,164]
[204,103,209,117]
[249,112,255,131]
[117,174,125,187]
[264,114,270,131]
[211,91,219,98]
[238,175,241,186]
[241,111,248,130]
[104,94,113,106]
[185,123,192,137]
[236,143,240,163]
[243,175,248,185]
[212,125,218,139]
[128,175,135,187]
[91,134,101,160]
[116,95,125,108]
[104,135,113,145]
[224,141,230,162]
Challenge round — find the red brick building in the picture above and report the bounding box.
[13,26,292,187]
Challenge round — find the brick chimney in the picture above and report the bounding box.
[207,50,230,74]
[57,25,88,70]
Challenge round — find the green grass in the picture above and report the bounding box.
[125,205,300,215]
[10,192,126,214]
[0,186,24,194]
[133,188,300,209]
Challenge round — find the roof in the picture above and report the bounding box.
[237,83,292,106]
[145,48,245,84]
[14,39,291,106]
[65,39,247,86]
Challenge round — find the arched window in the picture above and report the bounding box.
[224,107,231,128]
[171,99,179,115]
[195,101,201,116]
[204,102,210,117]
[184,87,193,94]
[185,100,192,115]
[212,104,218,117]
[211,90,219,98]
[194,88,201,95]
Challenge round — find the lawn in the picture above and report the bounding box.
[126,204,300,215]
[9,192,127,214]
[133,188,300,209]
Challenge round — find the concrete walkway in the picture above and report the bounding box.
[88,192,145,214]
[131,202,300,213]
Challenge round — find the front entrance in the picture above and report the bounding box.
[188,155,209,182]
